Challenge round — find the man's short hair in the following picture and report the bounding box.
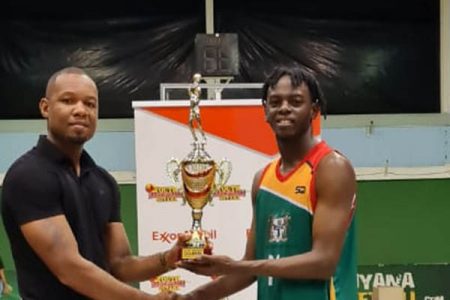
[262,65,327,116]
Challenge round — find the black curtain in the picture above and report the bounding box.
[0,0,439,118]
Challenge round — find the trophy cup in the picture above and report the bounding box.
[166,73,232,260]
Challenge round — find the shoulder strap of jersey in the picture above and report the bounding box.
[256,159,277,189]
[308,141,334,211]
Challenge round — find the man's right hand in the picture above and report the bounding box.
[2,283,13,295]
[178,254,235,277]
[165,293,194,300]
[154,291,189,300]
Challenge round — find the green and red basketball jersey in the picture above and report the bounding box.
[255,141,357,300]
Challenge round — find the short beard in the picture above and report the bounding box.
[53,130,90,146]
[67,135,89,145]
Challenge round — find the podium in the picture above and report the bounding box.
[373,286,405,300]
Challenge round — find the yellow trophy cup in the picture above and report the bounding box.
[166,74,231,260]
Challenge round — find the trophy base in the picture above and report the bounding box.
[180,245,212,260]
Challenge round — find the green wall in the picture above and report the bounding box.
[1,179,449,272]
[356,179,450,264]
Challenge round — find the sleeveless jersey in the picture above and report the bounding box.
[255,141,357,300]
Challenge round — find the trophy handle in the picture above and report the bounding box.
[166,158,186,205]
[215,159,232,188]
[166,158,181,183]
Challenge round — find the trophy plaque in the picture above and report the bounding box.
[167,73,231,260]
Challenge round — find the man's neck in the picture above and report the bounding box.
[277,135,319,175]
[46,135,84,176]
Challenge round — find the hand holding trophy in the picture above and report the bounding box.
[166,74,232,260]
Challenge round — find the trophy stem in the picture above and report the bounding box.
[191,208,203,231]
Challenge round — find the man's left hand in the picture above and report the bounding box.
[177,254,235,277]
[165,233,191,270]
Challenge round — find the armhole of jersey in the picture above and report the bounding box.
[308,145,333,213]
[310,170,318,212]
[347,194,357,227]
[257,162,272,188]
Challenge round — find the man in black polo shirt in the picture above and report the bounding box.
[1,67,184,300]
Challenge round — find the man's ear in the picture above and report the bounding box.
[39,97,49,119]
[311,99,320,120]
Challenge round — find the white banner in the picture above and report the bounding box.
[133,100,277,299]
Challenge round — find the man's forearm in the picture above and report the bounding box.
[59,257,155,300]
[0,269,8,287]
[110,252,170,283]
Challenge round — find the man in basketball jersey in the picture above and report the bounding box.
[177,65,357,300]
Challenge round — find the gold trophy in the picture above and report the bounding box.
[166,73,232,260]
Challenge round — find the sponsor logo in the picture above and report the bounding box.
[214,185,246,201]
[295,185,306,194]
[145,183,245,202]
[152,229,218,244]
[145,184,182,202]
[358,272,416,300]
[268,215,290,243]
[150,275,186,293]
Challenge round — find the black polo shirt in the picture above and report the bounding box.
[1,135,121,300]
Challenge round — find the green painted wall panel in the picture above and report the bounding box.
[119,184,138,256]
[356,179,450,265]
